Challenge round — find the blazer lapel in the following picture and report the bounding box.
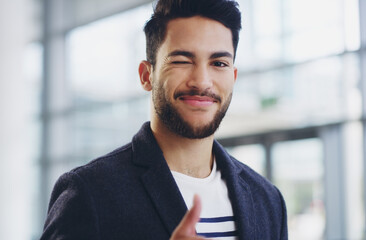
[140,162,188,234]
[132,122,188,235]
[214,141,257,240]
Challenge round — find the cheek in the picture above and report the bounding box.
[152,77,173,102]
[216,74,236,95]
[160,74,184,98]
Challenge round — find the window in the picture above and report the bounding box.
[217,0,362,138]
[272,138,325,240]
[65,3,152,162]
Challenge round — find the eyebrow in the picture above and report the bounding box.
[210,51,233,59]
[166,50,233,60]
[167,50,195,59]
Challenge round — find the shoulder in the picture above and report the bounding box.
[41,143,138,240]
[68,142,136,181]
[49,141,143,205]
[74,142,132,172]
[50,142,134,195]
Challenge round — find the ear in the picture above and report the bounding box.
[138,61,153,91]
[233,67,238,83]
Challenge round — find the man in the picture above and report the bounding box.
[40,0,288,239]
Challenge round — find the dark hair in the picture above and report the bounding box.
[143,0,242,66]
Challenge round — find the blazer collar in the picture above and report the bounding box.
[213,141,257,240]
[131,122,188,235]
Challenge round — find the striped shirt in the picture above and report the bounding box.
[172,159,238,239]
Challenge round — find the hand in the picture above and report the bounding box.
[170,195,209,240]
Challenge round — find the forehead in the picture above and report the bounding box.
[158,16,234,58]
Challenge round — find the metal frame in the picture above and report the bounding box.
[39,0,53,232]
[40,0,70,232]
[319,125,347,239]
[359,0,366,237]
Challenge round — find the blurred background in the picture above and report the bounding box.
[0,0,365,239]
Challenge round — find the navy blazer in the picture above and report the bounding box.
[40,122,288,240]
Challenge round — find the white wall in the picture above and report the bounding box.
[0,0,36,239]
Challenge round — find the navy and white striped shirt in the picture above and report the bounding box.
[172,159,238,239]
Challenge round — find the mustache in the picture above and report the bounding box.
[174,89,221,102]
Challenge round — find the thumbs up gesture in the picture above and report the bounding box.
[170,195,211,240]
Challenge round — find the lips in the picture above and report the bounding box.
[179,95,217,107]
[174,89,221,108]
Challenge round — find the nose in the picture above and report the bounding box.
[187,64,213,90]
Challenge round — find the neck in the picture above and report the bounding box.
[151,119,214,178]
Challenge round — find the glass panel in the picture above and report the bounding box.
[218,53,361,138]
[70,96,149,162]
[227,144,266,177]
[219,0,361,138]
[344,0,361,51]
[282,0,344,63]
[65,3,152,161]
[272,138,325,240]
[235,0,359,70]
[64,0,153,29]
[66,3,151,103]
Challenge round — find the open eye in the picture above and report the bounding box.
[212,61,228,67]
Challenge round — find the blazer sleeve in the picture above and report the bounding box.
[276,187,288,240]
[40,171,100,240]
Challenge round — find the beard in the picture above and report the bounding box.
[152,81,232,139]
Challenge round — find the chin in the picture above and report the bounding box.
[183,114,215,125]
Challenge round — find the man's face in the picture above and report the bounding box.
[149,16,237,139]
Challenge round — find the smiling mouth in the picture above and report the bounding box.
[174,89,221,108]
[178,95,218,107]
[175,89,221,101]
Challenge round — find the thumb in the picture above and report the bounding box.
[171,195,202,238]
